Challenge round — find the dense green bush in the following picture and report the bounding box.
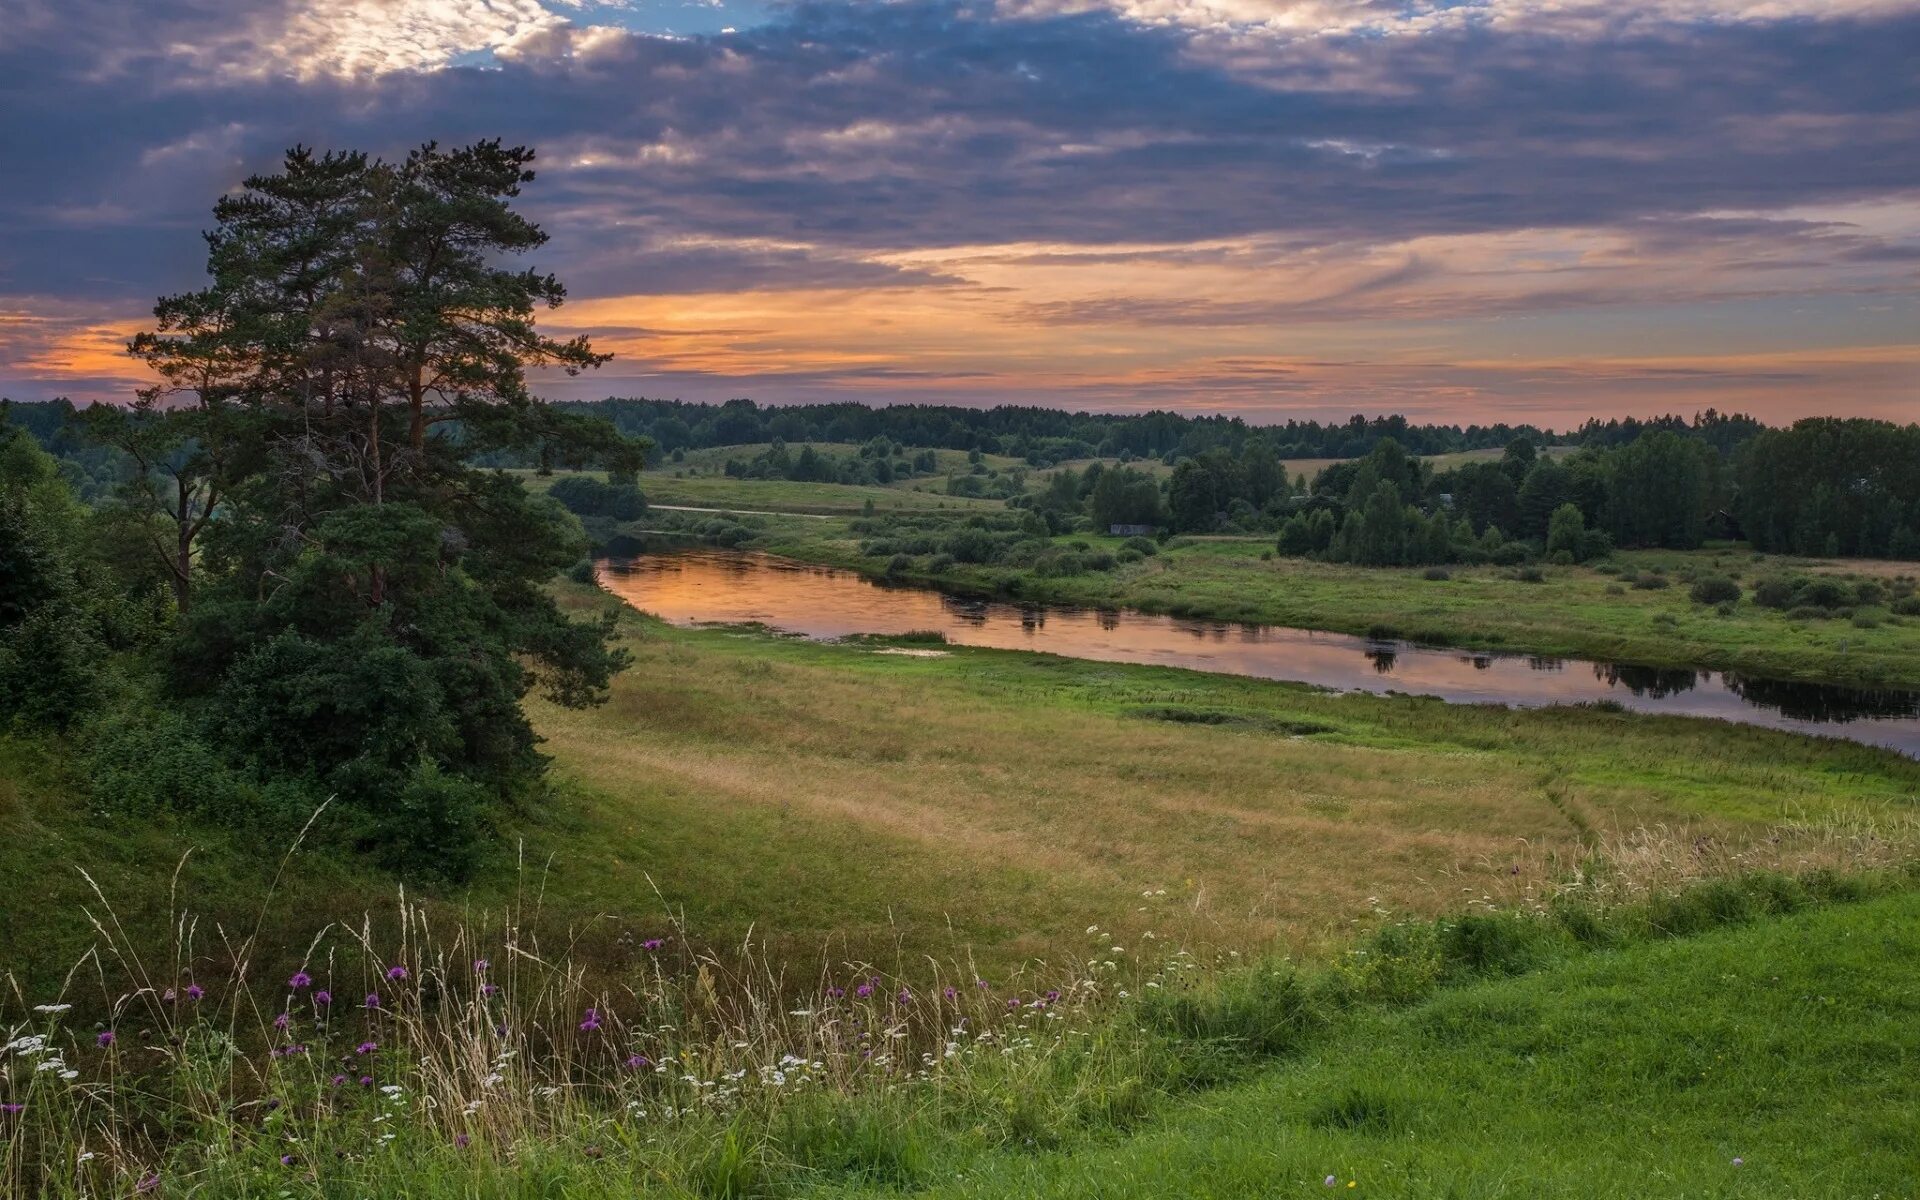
[1688,575,1741,605]
[547,475,647,520]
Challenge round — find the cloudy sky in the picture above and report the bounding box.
[1,0,1916,425]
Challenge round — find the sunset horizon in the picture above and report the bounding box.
[3,0,1916,426]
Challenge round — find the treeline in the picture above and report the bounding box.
[1735,419,1920,559]
[501,398,1561,466]
[1282,419,1920,565]
[719,437,944,487]
[0,143,646,880]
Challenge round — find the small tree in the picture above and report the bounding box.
[1545,503,1588,562]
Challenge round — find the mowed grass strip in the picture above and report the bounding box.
[525,592,1920,968]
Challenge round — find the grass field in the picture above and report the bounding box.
[820,885,1920,1199]
[5,571,1918,1194]
[522,590,1920,963]
[6,584,1917,999]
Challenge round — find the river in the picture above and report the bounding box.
[595,547,1920,758]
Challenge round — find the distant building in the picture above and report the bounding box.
[1109,523,1155,537]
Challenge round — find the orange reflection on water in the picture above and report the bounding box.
[597,548,1920,757]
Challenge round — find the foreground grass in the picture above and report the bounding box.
[826,883,1920,1199]
[8,866,1915,1197]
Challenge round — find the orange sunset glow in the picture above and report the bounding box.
[2,1,1916,425]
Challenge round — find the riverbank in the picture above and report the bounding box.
[717,517,1920,690]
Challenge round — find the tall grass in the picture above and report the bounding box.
[4,818,1915,1198]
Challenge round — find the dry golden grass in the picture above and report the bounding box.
[524,599,1918,968]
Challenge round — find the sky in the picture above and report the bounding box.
[1,0,1916,427]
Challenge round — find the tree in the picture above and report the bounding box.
[1516,459,1571,541]
[123,141,646,876]
[1545,503,1587,561]
[1352,480,1408,566]
[1088,466,1163,529]
[1167,460,1221,532]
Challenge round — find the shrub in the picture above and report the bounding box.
[885,553,913,574]
[1751,576,1796,608]
[927,553,956,572]
[1630,573,1670,590]
[85,710,255,822]
[566,558,596,585]
[1852,613,1880,629]
[1688,575,1741,605]
[1794,577,1852,610]
[1604,583,1626,596]
[1508,566,1545,583]
[1123,535,1158,556]
[1892,596,1920,616]
[1422,567,1451,581]
[547,475,647,520]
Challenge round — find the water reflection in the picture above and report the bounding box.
[596,548,1920,758]
[1593,663,1703,699]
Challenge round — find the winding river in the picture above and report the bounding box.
[596,546,1920,758]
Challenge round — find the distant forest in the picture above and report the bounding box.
[9,395,1919,559]
[7,393,1761,481]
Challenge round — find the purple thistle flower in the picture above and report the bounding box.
[97,1030,115,1048]
[1045,990,1061,1002]
[579,1008,601,1032]
[625,1053,650,1070]
[356,1041,378,1056]
[1325,1176,1338,1188]
[642,938,664,951]
[480,983,500,998]
[288,971,311,990]
[161,988,176,1003]
[186,984,204,1001]
[359,1075,375,1087]
[1,1104,23,1115]
[1006,998,1020,1010]
[896,988,912,1005]
[975,979,990,990]
[473,959,489,974]
[825,986,845,1000]
[331,1074,347,1087]
[854,983,874,999]
[273,1012,291,1030]
[942,986,957,1001]
[455,1133,471,1149]
[280,1154,296,1167]
[136,1172,161,1194]
[385,965,408,981]
[364,993,381,1009]
[313,990,331,1006]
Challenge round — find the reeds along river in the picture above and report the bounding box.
[595,547,1920,759]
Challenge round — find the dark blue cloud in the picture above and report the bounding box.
[0,1,1916,319]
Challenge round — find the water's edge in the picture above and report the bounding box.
[597,546,1920,759]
